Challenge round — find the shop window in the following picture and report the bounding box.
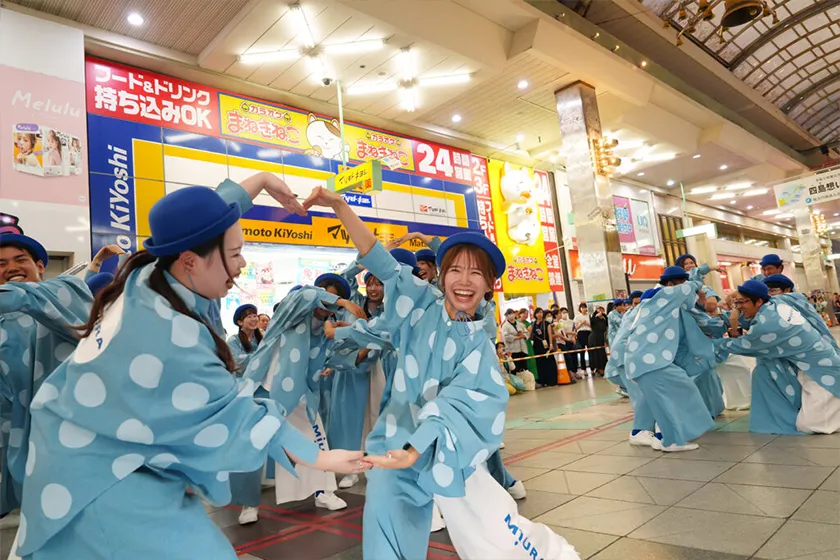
[658,214,687,265]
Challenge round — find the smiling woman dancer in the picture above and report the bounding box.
[304,186,579,560]
[13,173,368,560]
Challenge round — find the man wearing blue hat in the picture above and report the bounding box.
[763,275,839,353]
[718,280,840,435]
[622,268,715,451]
[0,233,94,526]
[750,254,784,282]
[607,298,626,348]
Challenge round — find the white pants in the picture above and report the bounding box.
[273,401,337,504]
[7,529,19,560]
[718,355,753,410]
[797,372,840,434]
[436,465,580,560]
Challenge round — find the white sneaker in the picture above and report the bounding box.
[238,506,259,525]
[430,503,446,532]
[499,442,506,450]
[659,442,699,452]
[338,474,359,489]
[0,513,20,529]
[315,491,347,511]
[628,430,657,447]
[507,480,527,500]
[616,387,629,397]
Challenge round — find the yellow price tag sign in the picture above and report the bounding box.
[328,160,383,195]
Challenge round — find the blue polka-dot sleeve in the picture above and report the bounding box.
[407,339,509,495]
[339,261,365,306]
[688,263,711,283]
[214,178,253,213]
[0,276,92,343]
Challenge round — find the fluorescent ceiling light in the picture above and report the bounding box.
[516,133,525,142]
[666,179,675,186]
[238,48,301,64]
[290,3,315,48]
[709,192,736,200]
[518,80,529,89]
[741,188,769,197]
[762,208,781,215]
[451,114,462,123]
[637,172,645,177]
[725,182,753,190]
[400,87,417,112]
[719,164,728,170]
[690,186,717,194]
[692,154,701,159]
[418,74,472,87]
[746,205,754,210]
[322,39,385,55]
[399,48,416,81]
[127,12,144,26]
[776,213,793,219]
[346,81,398,95]
[645,152,677,162]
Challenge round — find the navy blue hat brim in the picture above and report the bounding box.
[390,248,418,268]
[759,254,783,267]
[144,202,241,257]
[737,281,770,301]
[0,233,48,266]
[437,232,506,280]
[630,290,643,299]
[613,298,624,306]
[315,273,351,300]
[415,249,436,264]
[660,272,689,282]
[762,274,794,290]
[233,304,258,323]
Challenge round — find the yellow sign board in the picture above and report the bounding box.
[329,160,383,195]
[240,216,406,248]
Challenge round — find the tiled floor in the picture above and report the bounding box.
[3,376,839,559]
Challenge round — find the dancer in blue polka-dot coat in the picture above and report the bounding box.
[15,174,368,559]
[715,281,840,435]
[305,186,579,560]
[624,271,715,451]
[0,234,93,518]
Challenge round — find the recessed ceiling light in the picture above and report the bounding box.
[834,213,839,217]
[640,61,648,68]
[692,154,701,159]
[719,164,728,170]
[127,12,144,26]
[637,172,645,177]
[451,114,462,123]
[666,179,675,186]
[517,80,529,89]
[516,133,524,142]
[746,205,754,210]
[690,186,718,194]
[709,192,736,200]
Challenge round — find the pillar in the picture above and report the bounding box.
[793,206,827,292]
[554,81,624,303]
[685,233,724,296]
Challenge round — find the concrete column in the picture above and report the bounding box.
[554,81,624,302]
[685,234,723,295]
[793,206,828,292]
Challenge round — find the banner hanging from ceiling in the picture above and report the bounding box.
[774,168,840,209]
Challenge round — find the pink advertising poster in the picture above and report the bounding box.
[613,195,637,254]
[0,64,88,206]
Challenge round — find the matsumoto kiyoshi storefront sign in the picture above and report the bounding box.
[774,168,840,209]
[84,57,500,274]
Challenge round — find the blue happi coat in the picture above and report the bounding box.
[242,287,341,424]
[624,282,715,445]
[714,298,840,435]
[0,276,92,515]
[332,241,509,498]
[227,332,260,372]
[607,309,623,347]
[17,263,319,557]
[775,292,838,352]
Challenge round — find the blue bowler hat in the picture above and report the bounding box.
[390,248,418,268]
[660,266,689,283]
[613,298,624,307]
[233,303,257,324]
[143,187,241,257]
[415,248,436,264]
[314,273,351,299]
[623,299,632,305]
[437,232,506,279]
[630,290,643,300]
[675,254,696,268]
[0,233,48,266]
[759,254,783,267]
[85,272,114,297]
[738,280,770,301]
[641,288,660,301]
[763,274,794,291]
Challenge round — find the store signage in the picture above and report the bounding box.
[535,170,563,291]
[412,139,473,183]
[774,168,840,209]
[330,160,383,195]
[487,160,552,294]
[677,223,717,239]
[612,195,657,256]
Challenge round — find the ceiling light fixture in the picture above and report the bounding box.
[418,74,472,87]
[289,2,316,48]
[666,179,675,186]
[518,80,529,89]
[746,205,754,210]
[127,12,145,26]
[637,172,645,177]
[640,60,648,68]
[238,48,303,64]
[725,181,753,190]
[730,200,737,204]
[346,81,399,95]
[709,192,736,200]
[692,154,701,159]
[399,87,417,112]
[690,186,718,194]
[451,114,462,123]
[719,164,729,170]
[516,133,525,142]
[741,188,769,197]
[399,48,416,82]
[321,38,386,55]
[762,209,781,215]
[776,213,794,219]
